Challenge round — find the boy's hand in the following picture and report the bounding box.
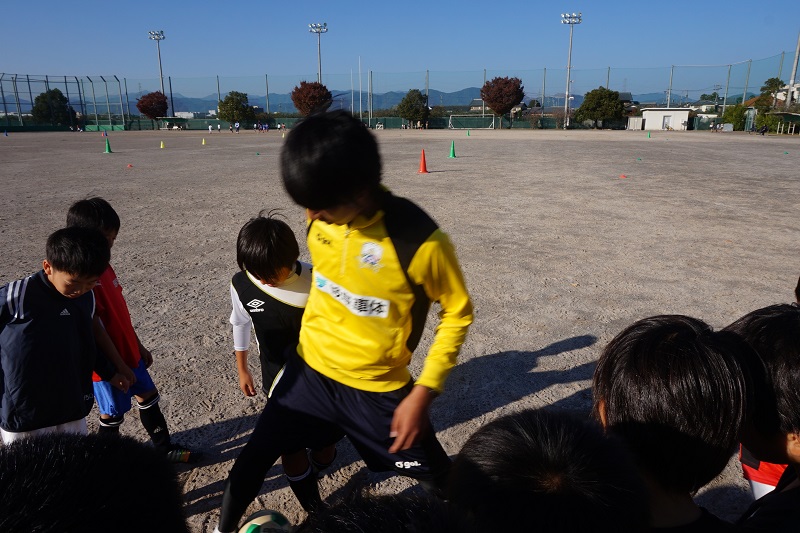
[119,365,136,386]
[238,369,257,397]
[389,385,434,453]
[139,344,153,368]
[110,372,131,393]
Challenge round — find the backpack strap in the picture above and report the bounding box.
[381,192,438,353]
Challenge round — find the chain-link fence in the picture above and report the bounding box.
[1,50,794,130]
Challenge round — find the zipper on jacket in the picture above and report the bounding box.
[341,226,351,277]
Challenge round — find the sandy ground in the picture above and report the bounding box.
[0,127,798,530]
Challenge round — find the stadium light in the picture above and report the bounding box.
[148,30,166,96]
[561,12,582,129]
[309,23,328,83]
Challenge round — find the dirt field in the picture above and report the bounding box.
[0,127,797,530]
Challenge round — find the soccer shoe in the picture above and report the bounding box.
[165,444,203,464]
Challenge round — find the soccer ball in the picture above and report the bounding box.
[238,510,293,533]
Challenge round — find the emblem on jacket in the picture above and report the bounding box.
[359,242,384,271]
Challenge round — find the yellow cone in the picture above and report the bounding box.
[202,138,206,145]
[160,141,165,149]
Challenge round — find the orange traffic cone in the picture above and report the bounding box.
[418,149,429,174]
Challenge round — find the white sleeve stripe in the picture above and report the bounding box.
[8,277,31,319]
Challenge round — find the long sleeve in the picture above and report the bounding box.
[230,283,253,351]
[408,230,473,393]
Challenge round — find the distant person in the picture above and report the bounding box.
[0,227,130,444]
[235,121,240,133]
[218,123,221,133]
[0,433,189,532]
[67,197,201,463]
[209,124,213,134]
[447,408,649,532]
[229,123,233,133]
[228,212,337,510]
[593,315,755,531]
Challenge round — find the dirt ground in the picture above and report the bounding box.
[0,127,797,531]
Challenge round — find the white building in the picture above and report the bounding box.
[641,108,692,131]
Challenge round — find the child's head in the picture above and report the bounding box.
[447,408,648,532]
[592,315,754,494]
[725,303,800,465]
[0,434,189,532]
[43,227,110,298]
[236,212,299,286]
[66,197,120,248]
[281,110,382,214]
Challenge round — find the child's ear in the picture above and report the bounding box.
[786,432,800,464]
[596,398,608,428]
[42,260,53,276]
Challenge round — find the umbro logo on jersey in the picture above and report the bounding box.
[247,299,266,312]
[60,309,71,316]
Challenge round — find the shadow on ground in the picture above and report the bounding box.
[175,334,598,517]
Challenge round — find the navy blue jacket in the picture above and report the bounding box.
[0,270,114,432]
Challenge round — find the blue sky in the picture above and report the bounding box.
[3,1,798,99]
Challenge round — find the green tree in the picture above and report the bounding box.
[760,77,784,110]
[480,77,524,127]
[573,86,624,128]
[291,81,332,116]
[395,89,429,125]
[721,104,747,131]
[218,91,256,124]
[31,88,76,126]
[699,92,720,102]
[136,91,168,120]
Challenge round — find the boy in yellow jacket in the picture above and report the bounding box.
[217,111,473,532]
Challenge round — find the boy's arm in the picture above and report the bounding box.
[235,350,257,396]
[230,283,256,396]
[390,231,473,453]
[135,335,153,368]
[92,315,136,387]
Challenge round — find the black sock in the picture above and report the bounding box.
[98,415,123,436]
[138,395,171,451]
[287,467,323,512]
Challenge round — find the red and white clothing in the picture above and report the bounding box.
[92,265,141,381]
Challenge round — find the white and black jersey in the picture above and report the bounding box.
[229,261,311,392]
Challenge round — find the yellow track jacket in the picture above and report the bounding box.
[299,192,473,393]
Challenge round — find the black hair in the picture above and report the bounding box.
[592,315,754,493]
[46,226,110,277]
[725,304,800,435]
[281,110,382,210]
[447,408,648,532]
[236,211,299,284]
[0,433,189,532]
[66,197,121,233]
[296,490,472,533]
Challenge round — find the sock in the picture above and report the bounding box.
[286,466,323,512]
[97,415,124,436]
[137,395,171,451]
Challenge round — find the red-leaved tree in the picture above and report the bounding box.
[480,77,524,127]
[136,91,168,120]
[291,81,332,116]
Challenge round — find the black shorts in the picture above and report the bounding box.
[267,356,451,479]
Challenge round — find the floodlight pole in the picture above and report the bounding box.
[309,23,328,83]
[148,30,166,96]
[561,12,582,129]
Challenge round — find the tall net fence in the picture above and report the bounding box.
[1,51,794,129]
